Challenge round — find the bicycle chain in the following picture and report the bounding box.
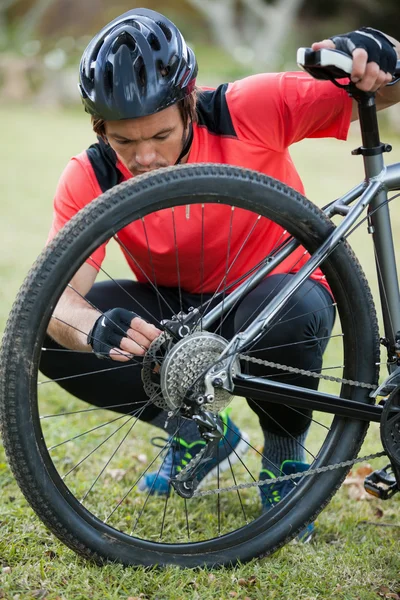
[192,450,387,497]
[239,354,378,390]
[174,352,383,497]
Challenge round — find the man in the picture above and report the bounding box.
[40,8,400,519]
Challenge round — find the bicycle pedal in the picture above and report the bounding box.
[364,464,399,500]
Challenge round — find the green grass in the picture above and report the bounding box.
[1,105,400,599]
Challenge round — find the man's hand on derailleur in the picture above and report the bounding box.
[87,307,162,361]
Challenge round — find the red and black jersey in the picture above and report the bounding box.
[48,72,352,294]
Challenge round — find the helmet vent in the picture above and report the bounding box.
[135,56,146,87]
[148,33,161,52]
[105,63,113,92]
[157,21,172,42]
[159,64,170,78]
[113,32,136,54]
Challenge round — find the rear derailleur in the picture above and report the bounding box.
[169,408,224,499]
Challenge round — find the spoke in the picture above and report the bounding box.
[184,498,191,541]
[106,424,181,523]
[80,404,150,502]
[195,213,263,328]
[251,296,335,335]
[246,332,343,355]
[159,417,180,541]
[141,217,164,323]
[200,203,205,329]
[243,271,326,356]
[222,437,247,523]
[211,224,291,334]
[171,207,183,314]
[287,405,331,431]
[62,399,154,480]
[48,411,134,450]
[217,442,221,536]
[89,254,168,329]
[113,234,184,327]
[66,283,147,352]
[222,431,275,508]
[50,315,143,363]
[132,436,177,535]
[343,192,400,241]
[233,381,343,441]
[251,400,316,463]
[223,422,281,475]
[40,401,146,419]
[218,207,235,335]
[231,194,400,349]
[41,348,100,354]
[230,194,400,358]
[38,362,140,386]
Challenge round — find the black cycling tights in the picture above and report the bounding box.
[40,275,335,437]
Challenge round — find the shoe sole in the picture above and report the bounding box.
[197,431,250,490]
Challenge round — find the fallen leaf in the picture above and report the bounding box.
[355,464,373,478]
[347,483,372,501]
[229,592,238,597]
[376,585,400,599]
[344,467,374,500]
[375,507,384,518]
[238,576,257,587]
[108,468,127,481]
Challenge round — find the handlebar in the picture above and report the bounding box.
[297,47,400,83]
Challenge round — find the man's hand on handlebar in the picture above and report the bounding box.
[312,28,399,93]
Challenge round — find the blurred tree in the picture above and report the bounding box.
[186,0,305,71]
[0,0,58,51]
[299,0,400,39]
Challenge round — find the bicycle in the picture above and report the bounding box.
[1,48,400,568]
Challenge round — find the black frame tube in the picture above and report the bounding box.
[233,375,383,423]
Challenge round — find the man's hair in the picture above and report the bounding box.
[91,88,199,139]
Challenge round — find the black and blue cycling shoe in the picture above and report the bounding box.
[138,410,249,495]
[259,460,315,543]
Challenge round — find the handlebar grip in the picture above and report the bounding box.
[297,48,353,80]
[298,47,400,83]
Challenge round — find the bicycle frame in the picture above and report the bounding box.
[201,86,400,424]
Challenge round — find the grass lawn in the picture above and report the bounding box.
[0,104,400,599]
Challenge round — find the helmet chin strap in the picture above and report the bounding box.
[175,123,193,165]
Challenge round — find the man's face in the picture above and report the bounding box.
[104,104,187,176]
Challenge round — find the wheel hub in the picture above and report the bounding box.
[142,331,239,413]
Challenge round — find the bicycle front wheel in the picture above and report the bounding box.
[0,164,379,567]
